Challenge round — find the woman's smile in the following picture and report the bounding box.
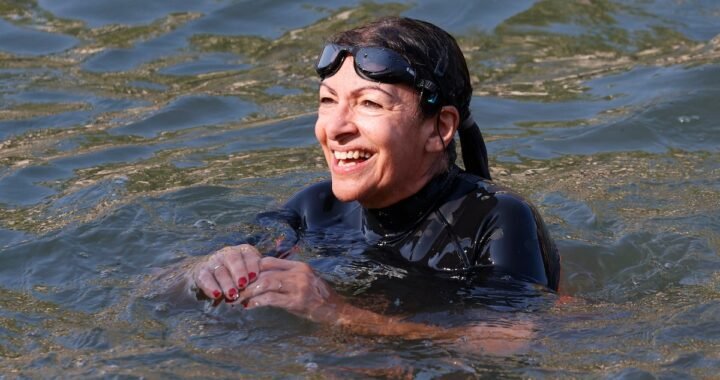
[331,148,375,176]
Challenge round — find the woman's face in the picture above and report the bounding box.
[315,57,439,209]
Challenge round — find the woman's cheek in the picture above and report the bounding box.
[314,117,328,144]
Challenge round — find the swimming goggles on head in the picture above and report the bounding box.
[315,43,438,94]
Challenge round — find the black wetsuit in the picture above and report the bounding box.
[276,165,561,291]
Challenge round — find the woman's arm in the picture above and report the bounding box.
[187,245,533,354]
[238,256,535,355]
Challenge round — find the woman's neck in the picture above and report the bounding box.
[361,164,459,241]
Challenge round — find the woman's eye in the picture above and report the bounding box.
[361,100,381,108]
[319,97,335,104]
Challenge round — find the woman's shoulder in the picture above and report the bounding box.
[285,179,334,209]
[284,179,361,229]
[451,171,560,290]
[446,171,541,219]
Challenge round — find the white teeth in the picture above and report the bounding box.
[333,150,372,160]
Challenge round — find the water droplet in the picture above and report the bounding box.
[154,303,169,312]
[193,219,216,229]
[305,362,318,371]
[113,175,128,185]
[489,228,504,240]
[677,115,699,123]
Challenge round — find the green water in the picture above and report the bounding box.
[1,0,719,378]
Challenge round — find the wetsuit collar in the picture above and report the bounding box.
[362,165,460,242]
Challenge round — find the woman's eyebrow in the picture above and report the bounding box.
[319,82,401,102]
[319,82,337,95]
[353,85,398,100]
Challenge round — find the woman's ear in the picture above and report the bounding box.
[425,105,459,153]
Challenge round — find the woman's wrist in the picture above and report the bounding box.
[327,301,445,339]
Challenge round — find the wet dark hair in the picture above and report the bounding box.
[326,17,491,180]
[329,17,471,120]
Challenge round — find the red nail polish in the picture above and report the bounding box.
[228,288,237,299]
[249,272,257,281]
[212,290,221,299]
[238,277,247,288]
[241,299,249,308]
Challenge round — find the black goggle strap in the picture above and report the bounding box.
[417,79,440,105]
[426,46,448,105]
[458,115,491,180]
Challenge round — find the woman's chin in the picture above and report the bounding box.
[330,180,369,204]
[331,185,361,203]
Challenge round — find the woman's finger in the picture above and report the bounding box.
[216,245,263,289]
[194,266,223,300]
[211,264,239,302]
[239,245,262,285]
[239,270,290,300]
[260,256,307,271]
[242,291,289,310]
[220,248,249,290]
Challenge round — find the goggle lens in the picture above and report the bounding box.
[315,44,417,85]
[316,44,345,77]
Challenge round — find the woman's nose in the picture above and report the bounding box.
[324,103,357,141]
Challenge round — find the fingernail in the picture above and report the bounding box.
[249,272,257,281]
[238,277,247,288]
[212,290,222,299]
[228,288,238,300]
[241,299,249,308]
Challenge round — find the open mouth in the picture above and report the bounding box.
[333,150,373,167]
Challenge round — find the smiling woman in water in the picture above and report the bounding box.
[185,16,560,353]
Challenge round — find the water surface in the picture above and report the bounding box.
[1,0,719,378]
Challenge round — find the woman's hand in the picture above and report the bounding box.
[238,257,345,322]
[192,244,262,303]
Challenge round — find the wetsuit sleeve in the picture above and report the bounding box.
[254,180,338,257]
[252,184,317,257]
[254,207,301,258]
[476,193,559,290]
[281,180,350,229]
